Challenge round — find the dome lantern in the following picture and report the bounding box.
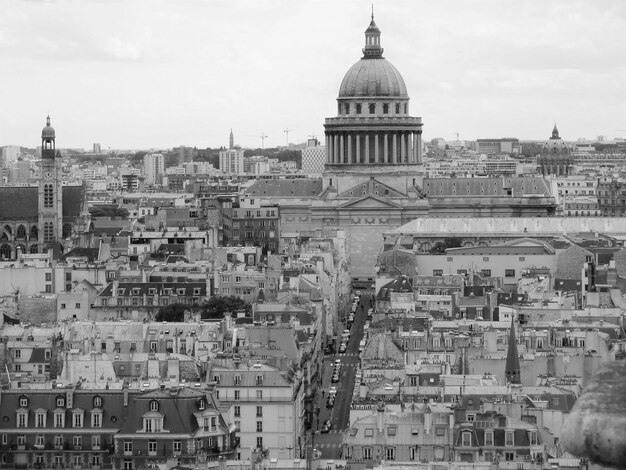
[363,10,384,59]
[41,115,56,151]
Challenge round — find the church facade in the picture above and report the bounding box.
[0,117,90,260]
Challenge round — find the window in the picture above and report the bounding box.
[234,390,240,401]
[256,436,263,448]
[35,412,46,427]
[433,269,443,276]
[73,411,83,428]
[256,406,262,417]
[234,406,241,417]
[480,269,491,277]
[92,455,101,467]
[505,269,515,278]
[505,452,515,461]
[54,411,65,428]
[73,435,82,449]
[485,430,494,446]
[92,411,102,428]
[17,412,27,428]
[173,441,182,454]
[386,447,395,460]
[387,427,397,436]
[92,434,101,450]
[364,428,374,437]
[363,447,372,459]
[144,416,163,433]
[256,390,263,400]
[94,396,102,407]
[123,460,133,470]
[17,434,26,446]
[148,440,157,456]
[234,375,241,385]
[395,103,400,114]
[462,431,472,447]
[19,396,28,407]
[124,441,133,455]
[54,435,63,449]
[356,103,362,114]
[529,430,537,445]
[383,103,389,114]
[505,431,514,446]
[256,421,263,432]
[73,455,82,467]
[35,434,45,449]
[436,427,446,436]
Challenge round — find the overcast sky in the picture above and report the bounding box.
[1,0,625,150]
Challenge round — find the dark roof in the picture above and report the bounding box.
[245,178,323,197]
[0,187,39,219]
[59,247,100,263]
[62,185,84,218]
[377,275,413,300]
[28,348,49,363]
[98,282,207,297]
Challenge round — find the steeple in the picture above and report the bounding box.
[505,316,521,384]
[551,123,560,140]
[229,129,234,149]
[362,10,384,59]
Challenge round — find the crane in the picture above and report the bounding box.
[248,133,269,148]
[283,128,293,146]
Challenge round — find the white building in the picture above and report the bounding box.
[219,148,245,175]
[301,138,326,175]
[143,153,165,186]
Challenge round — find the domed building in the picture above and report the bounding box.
[323,13,423,194]
[538,124,573,176]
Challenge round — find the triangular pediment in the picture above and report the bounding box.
[336,177,406,199]
[338,194,402,209]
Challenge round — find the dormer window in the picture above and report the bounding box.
[177,288,185,296]
[56,396,65,407]
[234,375,241,385]
[150,400,159,412]
[72,409,84,428]
[19,396,29,407]
[117,288,125,296]
[199,399,205,411]
[143,413,164,433]
[93,396,103,408]
[256,375,263,386]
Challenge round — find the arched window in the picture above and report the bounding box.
[369,103,375,114]
[30,226,38,240]
[16,225,26,239]
[395,103,401,114]
[30,245,38,254]
[404,103,408,114]
[149,400,159,412]
[344,103,350,115]
[15,244,26,255]
[63,223,72,239]
[44,184,54,208]
[383,103,389,114]
[0,244,11,259]
[4,225,12,236]
[356,103,361,114]
[44,222,54,242]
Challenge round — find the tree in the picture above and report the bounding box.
[155,303,188,322]
[89,206,129,219]
[200,295,252,320]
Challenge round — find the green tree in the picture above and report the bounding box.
[155,303,188,322]
[200,295,251,320]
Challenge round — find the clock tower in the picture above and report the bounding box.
[38,115,63,249]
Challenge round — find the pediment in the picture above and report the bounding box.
[338,195,402,209]
[336,178,406,199]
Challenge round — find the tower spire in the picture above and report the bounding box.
[229,128,234,149]
[505,316,521,384]
[362,11,383,59]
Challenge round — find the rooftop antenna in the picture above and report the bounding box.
[372,3,374,20]
[455,131,459,141]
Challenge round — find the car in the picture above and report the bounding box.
[356,290,362,296]
[334,359,341,366]
[328,386,337,396]
[331,373,340,383]
[326,395,335,408]
[339,343,347,353]
[321,420,332,433]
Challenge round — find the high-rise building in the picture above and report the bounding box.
[301,138,326,175]
[143,153,165,186]
[93,142,101,154]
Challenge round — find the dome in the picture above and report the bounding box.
[41,115,55,140]
[338,58,408,98]
[541,124,570,156]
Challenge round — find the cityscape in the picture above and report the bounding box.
[1,2,625,470]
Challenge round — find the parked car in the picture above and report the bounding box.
[339,343,347,353]
[328,386,337,396]
[321,420,332,433]
[326,395,335,408]
[332,373,340,383]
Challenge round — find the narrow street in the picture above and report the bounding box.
[308,292,371,459]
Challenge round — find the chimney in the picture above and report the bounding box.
[123,389,129,406]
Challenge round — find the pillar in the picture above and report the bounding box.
[340,134,345,163]
[384,134,389,163]
[392,134,397,164]
[375,133,380,163]
[356,134,361,164]
[365,134,370,164]
[348,133,353,163]
[400,132,406,163]
[325,134,331,164]
[417,131,422,164]
[412,133,418,163]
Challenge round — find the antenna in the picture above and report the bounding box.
[455,131,460,141]
[283,128,293,146]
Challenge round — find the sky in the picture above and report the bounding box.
[1,0,625,150]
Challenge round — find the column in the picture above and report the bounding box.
[417,131,422,164]
[365,134,370,164]
[348,133,353,164]
[340,134,345,163]
[412,133,418,163]
[356,134,361,164]
[383,132,389,163]
[392,133,397,164]
[375,133,380,163]
[334,134,339,163]
[325,134,331,164]
[400,132,406,163]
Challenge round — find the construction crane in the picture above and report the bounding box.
[248,133,269,149]
[283,128,293,146]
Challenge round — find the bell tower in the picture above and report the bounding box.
[38,115,63,249]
